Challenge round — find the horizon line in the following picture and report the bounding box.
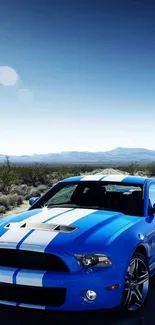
[0,146,155,157]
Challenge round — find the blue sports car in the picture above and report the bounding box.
[0,174,155,314]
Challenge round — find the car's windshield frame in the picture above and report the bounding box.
[29,180,144,217]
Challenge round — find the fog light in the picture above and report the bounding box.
[86,290,97,301]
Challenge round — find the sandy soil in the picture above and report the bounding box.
[81,168,129,175]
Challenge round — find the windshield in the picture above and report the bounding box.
[30,181,143,217]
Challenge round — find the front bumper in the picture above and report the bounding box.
[0,266,124,311]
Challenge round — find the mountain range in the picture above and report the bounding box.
[1,147,155,165]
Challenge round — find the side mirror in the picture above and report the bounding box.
[29,197,39,206]
[148,203,155,215]
[152,203,155,214]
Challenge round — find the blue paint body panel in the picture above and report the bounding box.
[0,174,155,311]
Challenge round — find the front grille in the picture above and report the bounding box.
[0,283,66,307]
[0,249,69,272]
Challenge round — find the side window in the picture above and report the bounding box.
[149,184,155,208]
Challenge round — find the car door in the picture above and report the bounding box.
[147,182,155,268]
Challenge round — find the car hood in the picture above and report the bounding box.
[0,207,140,254]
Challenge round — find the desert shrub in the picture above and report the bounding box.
[118,162,139,175]
[7,194,18,206]
[0,157,19,193]
[0,193,23,211]
[0,206,6,214]
[25,187,41,200]
[146,163,155,177]
[0,168,18,193]
[0,195,10,209]
[19,163,50,186]
[38,184,47,193]
[25,194,31,200]
[48,179,57,187]
[16,195,24,206]
[30,187,41,197]
[9,185,19,194]
[10,184,28,197]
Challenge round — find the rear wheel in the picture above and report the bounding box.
[121,252,150,314]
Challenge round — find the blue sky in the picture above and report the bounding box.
[0,0,155,155]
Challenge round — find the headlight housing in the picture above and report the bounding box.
[74,254,112,268]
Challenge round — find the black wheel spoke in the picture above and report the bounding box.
[134,287,144,305]
[124,288,133,306]
[128,259,135,276]
[134,259,139,274]
[136,271,149,285]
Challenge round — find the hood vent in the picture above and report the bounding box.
[5,222,78,233]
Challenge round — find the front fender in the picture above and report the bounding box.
[105,219,153,287]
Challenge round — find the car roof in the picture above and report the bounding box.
[62,174,151,185]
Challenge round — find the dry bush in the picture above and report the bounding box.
[8,193,19,206]
[0,195,10,209]
[30,187,41,196]
[0,194,24,211]
[25,187,41,200]
[16,195,24,206]
[0,206,6,214]
[147,163,155,177]
[37,184,47,193]
[10,184,29,197]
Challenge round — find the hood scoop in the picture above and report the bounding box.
[5,222,78,233]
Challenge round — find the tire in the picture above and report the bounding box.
[120,252,150,316]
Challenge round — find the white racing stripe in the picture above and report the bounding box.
[47,208,96,225]
[0,208,70,248]
[80,175,105,181]
[19,208,96,252]
[16,269,46,287]
[0,228,34,249]
[80,174,126,182]
[26,208,70,224]
[0,267,16,284]
[101,175,126,182]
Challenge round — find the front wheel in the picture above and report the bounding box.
[121,252,150,314]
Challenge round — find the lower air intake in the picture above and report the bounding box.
[0,283,66,307]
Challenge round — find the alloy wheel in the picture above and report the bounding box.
[123,256,149,311]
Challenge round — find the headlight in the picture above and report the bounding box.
[74,254,112,268]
